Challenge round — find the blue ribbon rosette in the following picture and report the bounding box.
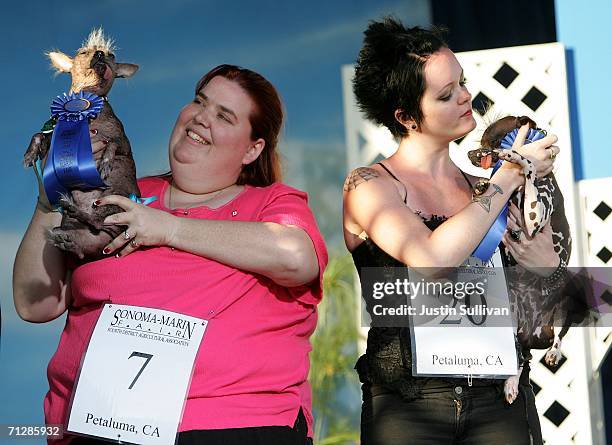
[499,127,546,149]
[43,92,107,206]
[472,127,546,262]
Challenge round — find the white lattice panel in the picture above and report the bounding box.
[530,331,597,444]
[342,43,610,444]
[454,45,597,444]
[452,43,581,267]
[341,65,396,170]
[578,178,612,268]
[578,178,612,374]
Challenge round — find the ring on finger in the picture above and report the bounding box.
[124,230,132,240]
[130,239,138,248]
[549,148,556,160]
[509,228,522,243]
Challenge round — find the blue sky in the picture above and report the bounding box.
[0,0,428,433]
[1,0,423,229]
[555,0,612,180]
[1,0,611,437]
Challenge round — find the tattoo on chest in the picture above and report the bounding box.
[344,167,380,191]
[472,183,503,213]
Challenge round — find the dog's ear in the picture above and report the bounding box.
[47,51,73,73]
[115,63,139,78]
[517,115,537,129]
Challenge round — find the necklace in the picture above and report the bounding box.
[168,178,236,214]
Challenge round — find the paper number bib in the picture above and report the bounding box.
[67,304,207,444]
[409,249,518,379]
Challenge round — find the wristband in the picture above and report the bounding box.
[543,258,568,294]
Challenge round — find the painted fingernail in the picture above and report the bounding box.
[103,247,111,254]
[94,199,102,206]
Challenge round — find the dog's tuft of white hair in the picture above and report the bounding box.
[475,108,507,146]
[82,27,116,52]
[480,109,505,129]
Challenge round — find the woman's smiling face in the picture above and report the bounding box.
[169,75,264,186]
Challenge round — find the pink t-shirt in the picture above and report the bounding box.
[44,177,328,442]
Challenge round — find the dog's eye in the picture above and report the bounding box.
[108,53,115,59]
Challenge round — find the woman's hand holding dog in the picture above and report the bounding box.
[511,124,560,178]
[502,202,560,275]
[96,195,179,257]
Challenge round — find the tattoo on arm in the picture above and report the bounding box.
[471,183,504,213]
[343,167,380,192]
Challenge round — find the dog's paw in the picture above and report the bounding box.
[50,229,74,252]
[50,229,86,259]
[545,347,562,366]
[23,133,47,167]
[99,157,112,180]
[23,151,38,168]
[504,376,520,404]
[58,194,78,215]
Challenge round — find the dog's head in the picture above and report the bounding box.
[467,115,538,169]
[480,115,537,150]
[47,28,138,97]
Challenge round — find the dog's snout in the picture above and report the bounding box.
[93,50,105,62]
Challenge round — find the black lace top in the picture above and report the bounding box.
[350,163,504,400]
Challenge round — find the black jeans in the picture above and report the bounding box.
[361,380,532,445]
[70,409,311,445]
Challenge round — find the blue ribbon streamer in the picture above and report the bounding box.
[471,127,546,262]
[128,193,158,206]
[472,161,507,262]
[43,92,107,206]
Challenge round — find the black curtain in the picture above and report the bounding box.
[431,0,556,51]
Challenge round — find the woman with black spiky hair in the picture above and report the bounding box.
[343,17,562,444]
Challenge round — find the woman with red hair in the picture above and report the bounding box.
[14,64,327,445]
